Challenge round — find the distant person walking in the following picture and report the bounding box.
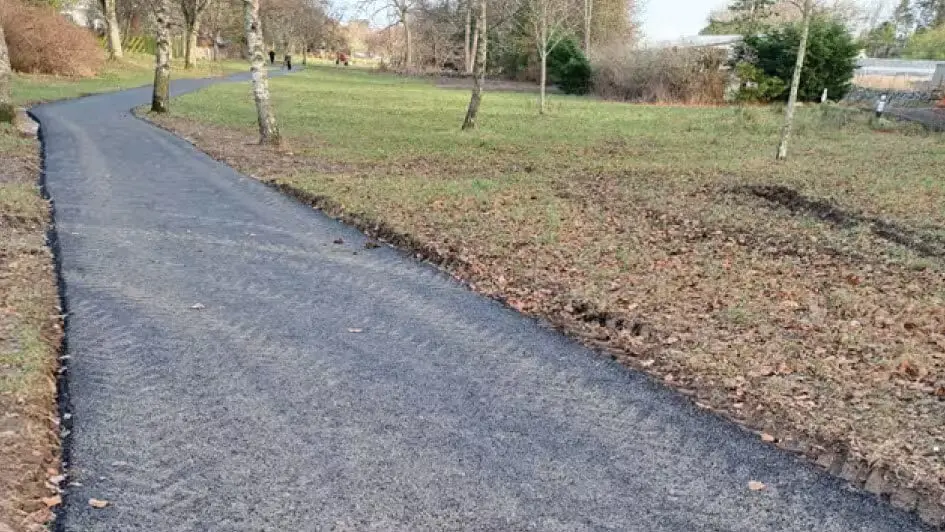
[284,54,292,71]
[268,50,275,65]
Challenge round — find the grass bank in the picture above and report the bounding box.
[12,53,246,105]
[0,123,61,530]
[153,66,945,525]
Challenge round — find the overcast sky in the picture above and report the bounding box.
[642,0,728,41]
[339,0,881,41]
[641,0,883,40]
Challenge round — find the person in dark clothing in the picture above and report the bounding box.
[284,54,292,70]
[268,50,275,64]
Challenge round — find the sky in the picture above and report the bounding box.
[642,0,727,41]
[339,0,880,42]
[641,0,882,41]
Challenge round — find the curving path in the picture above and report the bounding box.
[31,76,928,531]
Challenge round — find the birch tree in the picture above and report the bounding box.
[152,0,172,112]
[583,0,591,57]
[101,0,124,59]
[775,0,813,161]
[0,24,13,124]
[523,0,573,114]
[464,0,480,74]
[244,0,280,145]
[464,1,472,72]
[462,0,487,130]
[180,0,212,68]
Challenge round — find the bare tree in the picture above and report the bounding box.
[244,0,280,144]
[776,0,813,160]
[465,0,480,74]
[0,24,13,124]
[152,0,173,112]
[462,0,487,130]
[101,0,125,59]
[464,1,472,71]
[202,0,242,60]
[523,0,573,113]
[181,0,213,68]
[361,0,419,71]
[583,0,591,57]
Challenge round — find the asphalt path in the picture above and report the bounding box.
[30,73,928,531]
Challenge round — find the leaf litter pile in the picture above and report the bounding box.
[0,124,62,530]
[151,75,945,523]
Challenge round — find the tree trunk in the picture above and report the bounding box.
[0,24,13,124]
[302,45,307,65]
[244,0,280,145]
[184,19,201,69]
[462,0,487,130]
[212,30,220,61]
[776,0,812,161]
[402,15,412,72]
[583,0,591,59]
[469,21,479,75]
[151,0,172,113]
[464,2,472,73]
[104,0,124,59]
[539,51,547,114]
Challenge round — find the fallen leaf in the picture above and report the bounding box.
[29,508,51,524]
[89,498,109,509]
[347,328,363,333]
[760,433,776,443]
[190,303,205,310]
[897,359,919,378]
[748,480,766,491]
[41,495,61,507]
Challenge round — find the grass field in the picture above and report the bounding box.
[11,53,246,105]
[157,66,942,522]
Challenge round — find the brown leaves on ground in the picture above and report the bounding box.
[88,499,109,509]
[748,481,766,491]
[40,495,60,508]
[0,127,61,529]
[153,116,945,518]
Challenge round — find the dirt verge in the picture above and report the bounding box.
[0,118,63,531]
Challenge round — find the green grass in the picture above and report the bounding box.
[158,66,945,505]
[168,67,945,226]
[12,53,247,105]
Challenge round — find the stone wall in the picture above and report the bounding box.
[842,86,940,109]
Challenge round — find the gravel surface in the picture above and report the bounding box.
[30,75,930,531]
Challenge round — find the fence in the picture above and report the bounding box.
[99,35,156,55]
[98,35,218,60]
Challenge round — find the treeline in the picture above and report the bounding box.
[363,0,639,77]
[858,0,945,59]
[702,0,945,60]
